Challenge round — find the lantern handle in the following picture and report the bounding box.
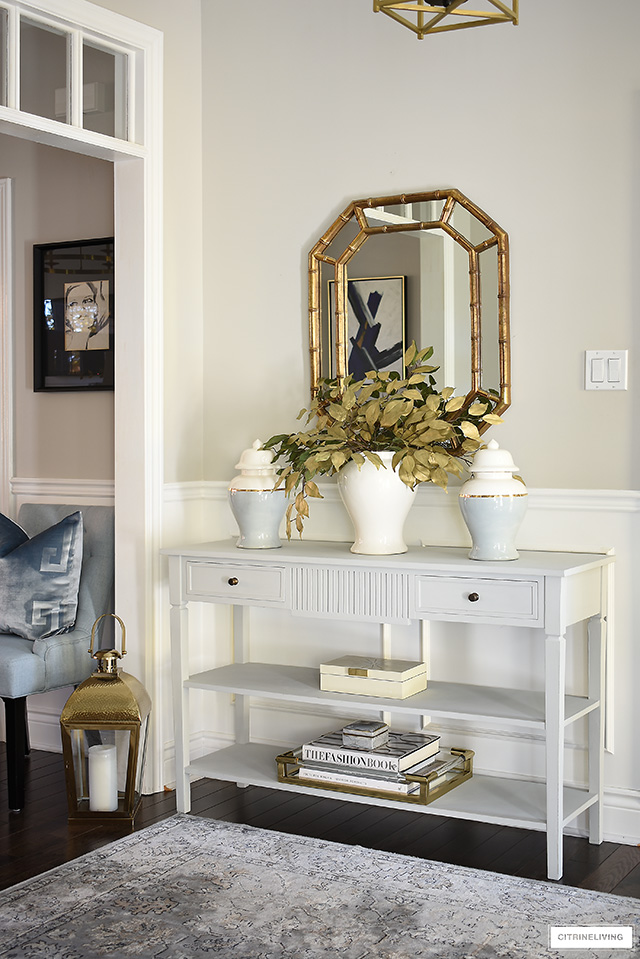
[89,613,127,658]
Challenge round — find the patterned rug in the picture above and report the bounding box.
[0,815,636,958]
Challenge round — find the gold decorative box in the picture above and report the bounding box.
[320,656,428,700]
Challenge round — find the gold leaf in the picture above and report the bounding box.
[445,395,466,412]
[328,403,346,422]
[305,480,323,499]
[380,400,406,427]
[404,342,417,366]
[460,421,481,439]
[431,467,449,489]
[468,402,488,416]
[365,400,381,427]
[482,413,503,425]
[364,451,384,469]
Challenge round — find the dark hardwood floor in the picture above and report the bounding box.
[1,745,639,898]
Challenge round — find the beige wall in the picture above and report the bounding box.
[2,136,114,479]
[80,0,640,491]
[200,0,640,491]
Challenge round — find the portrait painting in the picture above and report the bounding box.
[33,237,114,391]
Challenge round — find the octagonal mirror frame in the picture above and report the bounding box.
[308,188,511,437]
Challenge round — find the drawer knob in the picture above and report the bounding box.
[468,592,480,603]
[228,577,239,586]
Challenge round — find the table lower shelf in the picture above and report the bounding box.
[184,742,598,832]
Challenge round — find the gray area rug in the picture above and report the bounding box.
[0,815,637,958]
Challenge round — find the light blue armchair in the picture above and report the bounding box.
[0,504,114,811]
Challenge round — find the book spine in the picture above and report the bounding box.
[297,765,419,794]
[301,744,403,772]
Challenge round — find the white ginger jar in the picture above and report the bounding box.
[458,440,527,561]
[228,439,286,549]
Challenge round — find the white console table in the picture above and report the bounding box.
[164,539,612,881]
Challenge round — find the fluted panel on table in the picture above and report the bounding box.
[290,566,410,623]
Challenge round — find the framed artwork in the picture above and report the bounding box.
[328,275,405,379]
[33,237,114,391]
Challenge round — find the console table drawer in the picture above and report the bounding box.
[186,562,285,604]
[414,575,541,624]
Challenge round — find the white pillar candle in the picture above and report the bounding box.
[88,743,118,812]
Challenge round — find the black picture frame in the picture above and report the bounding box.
[33,237,114,392]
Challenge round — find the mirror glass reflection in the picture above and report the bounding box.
[309,189,510,427]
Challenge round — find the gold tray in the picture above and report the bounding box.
[275,746,473,806]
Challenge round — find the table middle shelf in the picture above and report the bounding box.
[185,663,598,729]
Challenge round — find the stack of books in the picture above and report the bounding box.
[293,721,463,797]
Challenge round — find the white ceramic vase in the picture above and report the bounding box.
[337,451,416,555]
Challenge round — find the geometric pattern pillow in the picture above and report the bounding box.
[0,511,29,557]
[0,511,84,640]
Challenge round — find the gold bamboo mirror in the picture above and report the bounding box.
[308,188,511,431]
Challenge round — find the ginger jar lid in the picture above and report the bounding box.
[229,439,279,491]
[469,439,519,475]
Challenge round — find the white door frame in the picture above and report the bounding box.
[0,177,13,519]
[0,0,165,792]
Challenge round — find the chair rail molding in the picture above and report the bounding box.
[11,477,115,505]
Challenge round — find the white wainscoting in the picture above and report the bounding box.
[161,480,640,845]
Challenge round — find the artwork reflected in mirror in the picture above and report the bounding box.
[309,189,510,441]
[329,276,405,378]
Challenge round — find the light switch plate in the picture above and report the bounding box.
[585,350,628,390]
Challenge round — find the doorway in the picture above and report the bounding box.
[0,0,164,792]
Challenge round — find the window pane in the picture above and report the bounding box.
[20,18,68,122]
[83,41,127,139]
[0,8,7,107]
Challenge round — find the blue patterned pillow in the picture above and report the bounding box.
[0,512,29,556]
[0,511,84,640]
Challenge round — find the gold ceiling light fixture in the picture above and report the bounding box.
[373,0,519,39]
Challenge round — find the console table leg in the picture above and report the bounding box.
[588,606,606,844]
[170,599,191,814]
[545,632,566,881]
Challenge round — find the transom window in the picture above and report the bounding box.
[0,0,141,143]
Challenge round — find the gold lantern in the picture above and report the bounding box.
[60,614,151,826]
